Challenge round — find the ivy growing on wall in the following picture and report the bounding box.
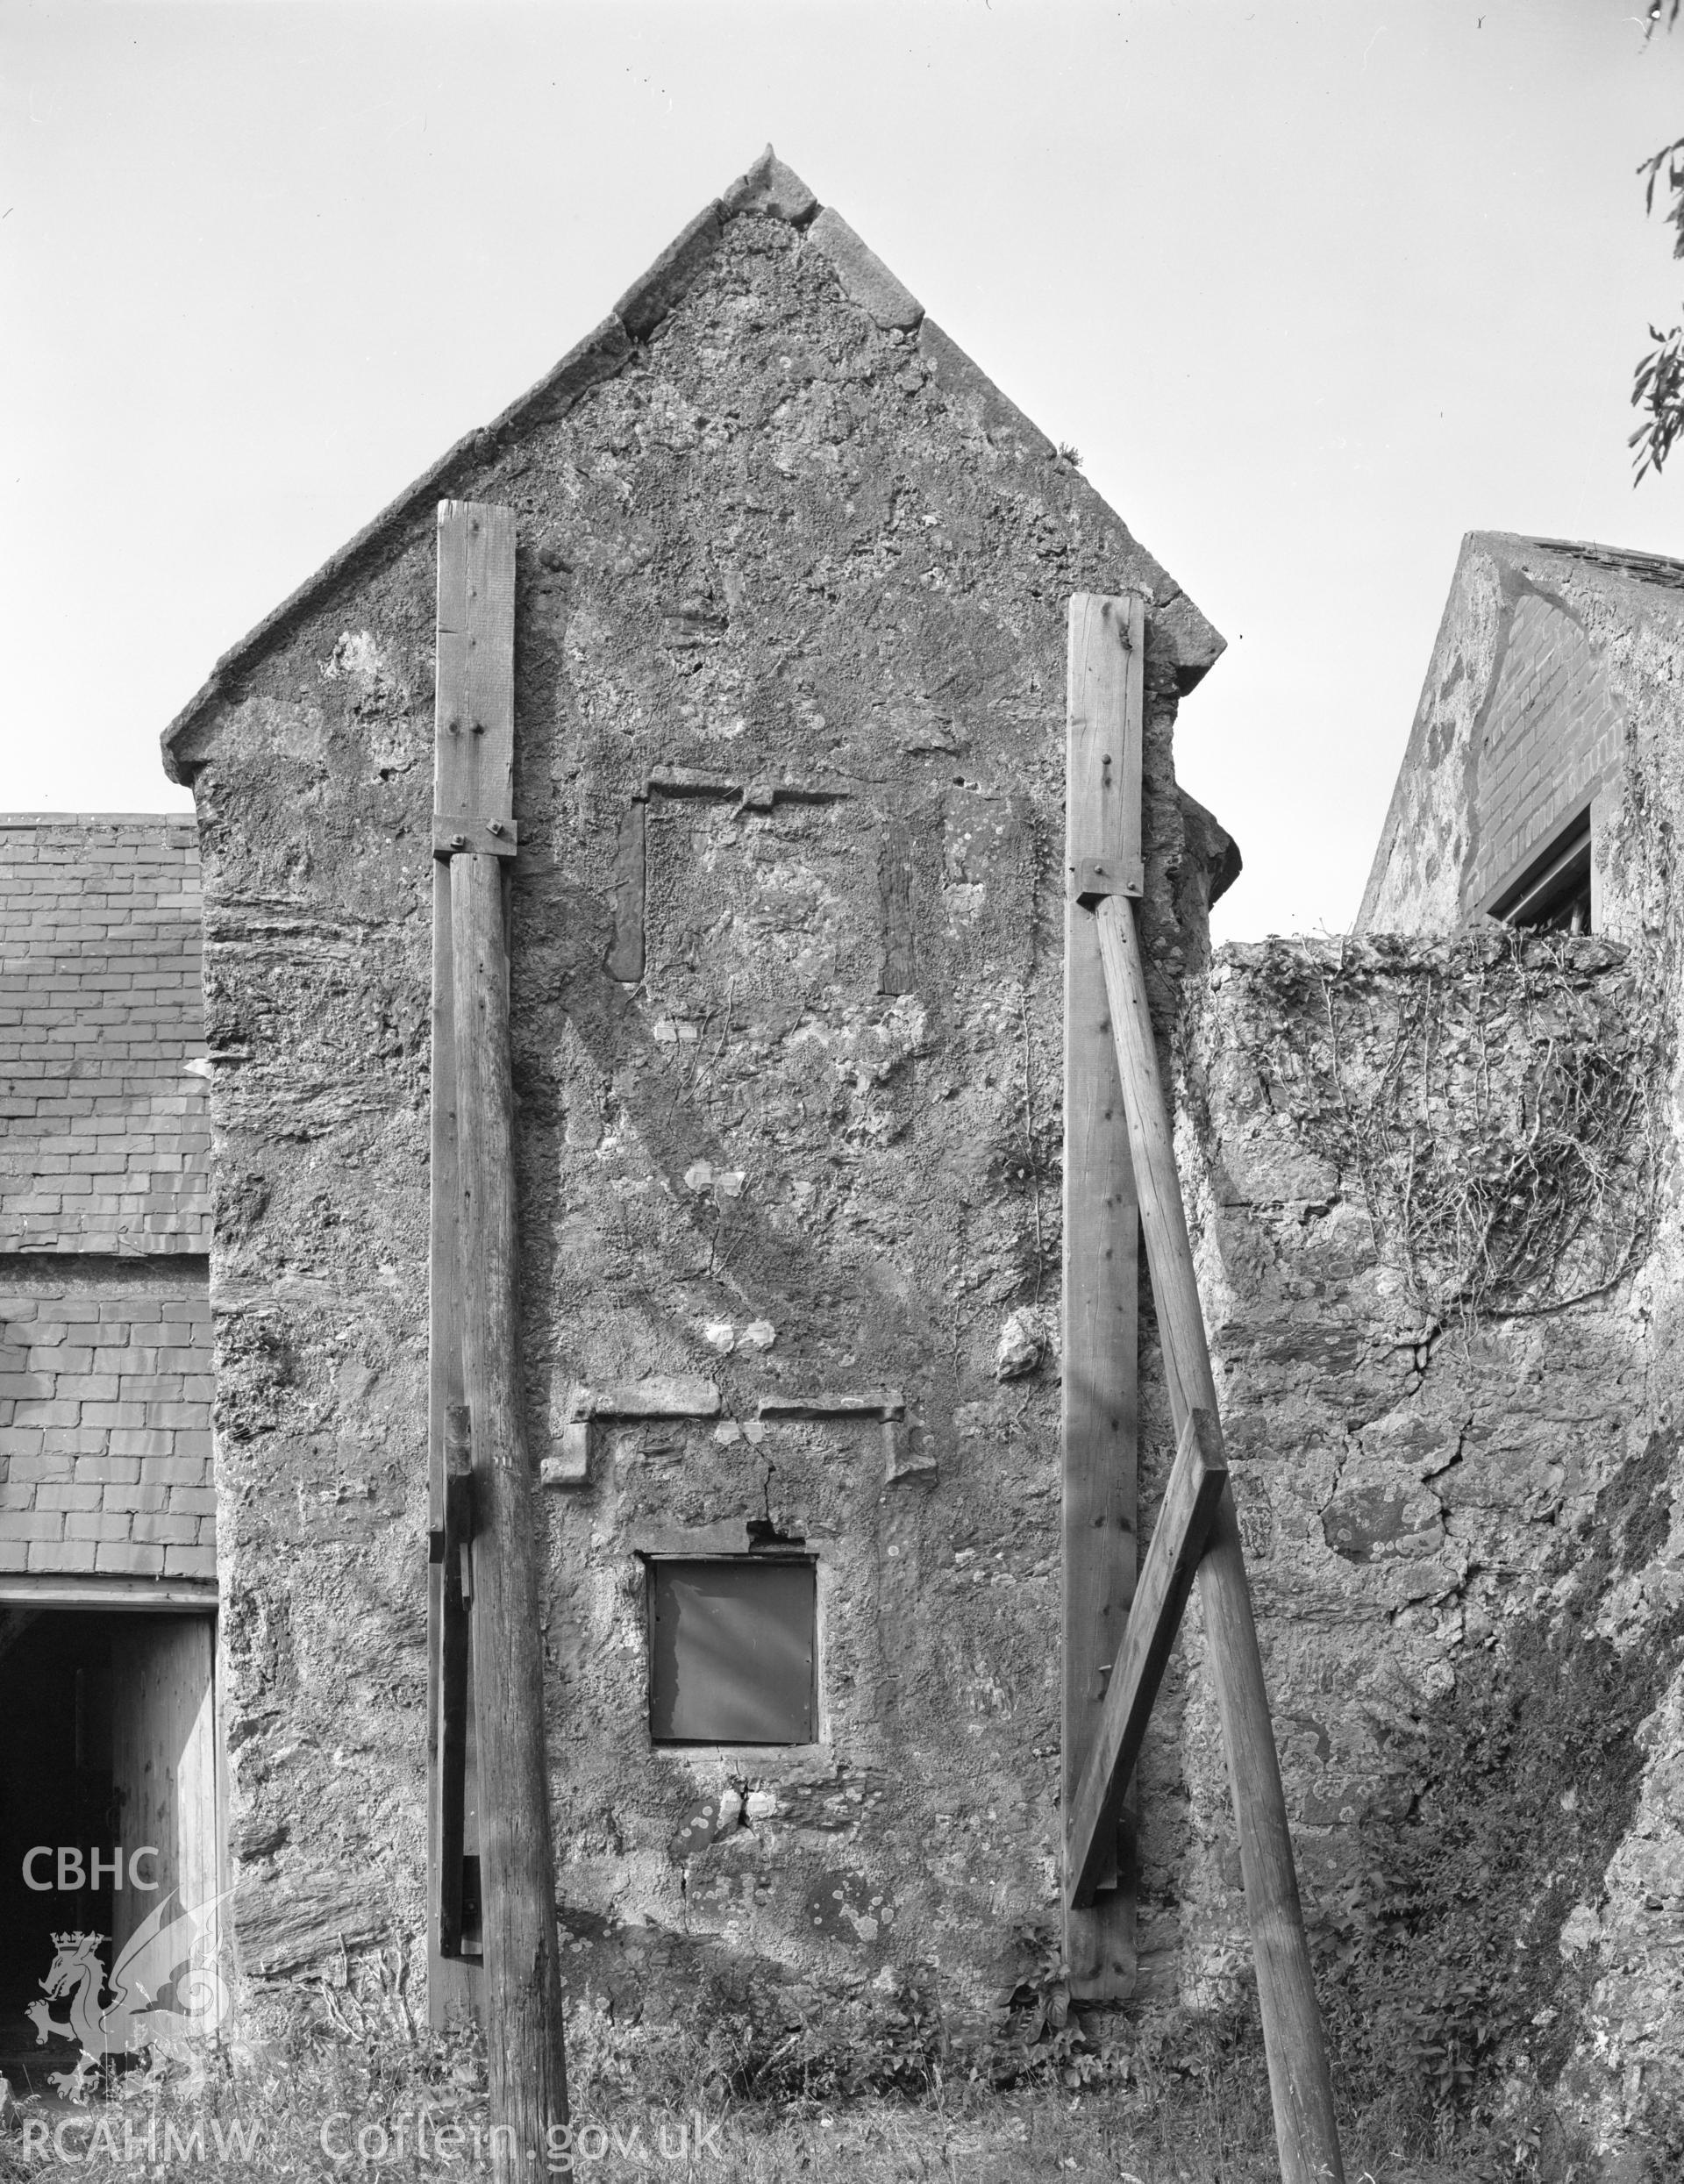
[1301,930,1662,1336]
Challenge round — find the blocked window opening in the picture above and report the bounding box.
[0,1609,217,2080]
[1490,810,1593,935]
[646,1559,816,1745]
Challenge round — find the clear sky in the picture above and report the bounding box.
[4,0,1683,938]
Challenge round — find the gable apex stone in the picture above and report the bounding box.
[719,145,820,225]
[161,145,1222,782]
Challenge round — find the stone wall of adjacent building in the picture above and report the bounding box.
[1345,530,1684,2173]
[1357,535,1684,936]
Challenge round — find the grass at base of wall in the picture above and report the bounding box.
[0,1987,1534,2184]
[712,2091,1484,2183]
[0,2080,1493,2184]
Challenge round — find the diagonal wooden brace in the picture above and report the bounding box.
[1066,1407,1227,1909]
[1091,889,1345,2184]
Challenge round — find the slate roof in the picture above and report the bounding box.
[160,146,1223,783]
[0,817,210,1254]
[0,1279,216,1581]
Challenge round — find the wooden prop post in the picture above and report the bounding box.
[1061,593,1145,1998]
[1090,889,1344,2184]
[1060,591,1342,2182]
[428,817,475,2020]
[430,500,568,2171]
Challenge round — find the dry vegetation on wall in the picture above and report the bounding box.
[1286,929,1661,1336]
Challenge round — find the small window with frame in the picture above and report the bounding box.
[646,1557,817,1745]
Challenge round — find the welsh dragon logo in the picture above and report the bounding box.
[26,1890,232,2096]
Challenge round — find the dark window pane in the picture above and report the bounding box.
[648,1559,816,1745]
[1491,813,1593,934]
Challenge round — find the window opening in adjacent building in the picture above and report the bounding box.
[1489,810,1592,935]
[646,1559,817,1745]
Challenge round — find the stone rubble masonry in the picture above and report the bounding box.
[0,816,217,1588]
[0,815,210,1252]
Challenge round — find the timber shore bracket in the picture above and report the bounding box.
[1061,592,1146,2002]
[427,500,569,2175]
[1061,595,1345,2184]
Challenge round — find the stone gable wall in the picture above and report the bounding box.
[175,202,1231,2016]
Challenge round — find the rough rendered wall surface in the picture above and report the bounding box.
[170,190,1231,2017]
[1357,534,1684,935]
[1182,932,1684,2172]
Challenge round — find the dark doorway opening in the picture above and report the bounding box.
[0,1612,121,2081]
[0,1609,218,2095]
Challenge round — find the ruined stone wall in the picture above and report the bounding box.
[171,190,1232,2019]
[1342,531,1684,2167]
[1176,931,1684,2171]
